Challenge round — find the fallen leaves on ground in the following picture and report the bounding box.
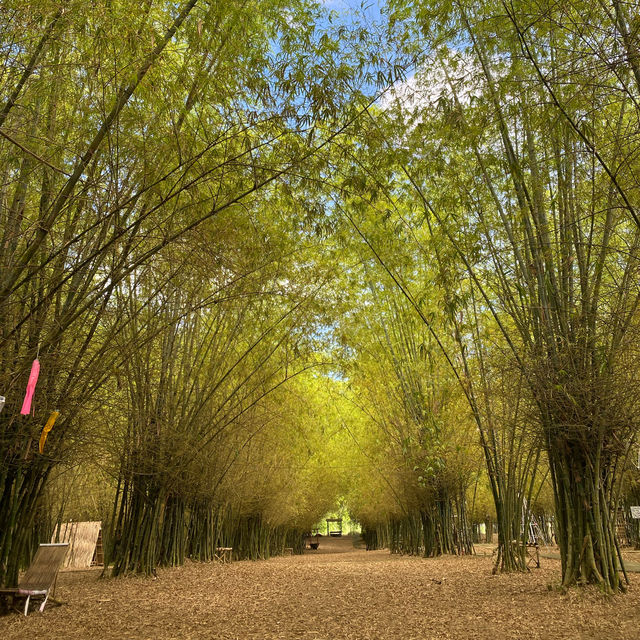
[1,537,639,639]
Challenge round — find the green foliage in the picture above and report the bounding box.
[4,0,640,595]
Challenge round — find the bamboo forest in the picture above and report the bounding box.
[2,0,640,637]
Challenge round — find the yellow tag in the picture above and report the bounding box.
[39,411,60,454]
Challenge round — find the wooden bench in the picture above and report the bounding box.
[283,547,293,556]
[0,543,69,615]
[492,541,540,570]
[214,547,233,563]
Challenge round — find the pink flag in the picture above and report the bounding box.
[20,359,40,415]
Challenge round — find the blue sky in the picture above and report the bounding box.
[320,0,385,23]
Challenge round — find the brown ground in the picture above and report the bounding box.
[1,537,640,639]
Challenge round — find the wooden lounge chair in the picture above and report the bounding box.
[0,542,69,615]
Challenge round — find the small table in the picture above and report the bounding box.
[215,547,233,563]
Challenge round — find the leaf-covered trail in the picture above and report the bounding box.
[1,537,639,639]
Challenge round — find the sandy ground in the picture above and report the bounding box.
[1,537,640,639]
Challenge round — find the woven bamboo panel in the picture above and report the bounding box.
[52,521,101,568]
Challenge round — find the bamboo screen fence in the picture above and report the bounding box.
[52,521,102,568]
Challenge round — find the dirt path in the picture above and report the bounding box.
[1,537,640,639]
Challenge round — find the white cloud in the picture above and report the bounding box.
[380,51,480,116]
